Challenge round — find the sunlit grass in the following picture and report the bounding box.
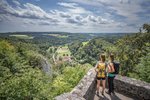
[56,45,71,56]
[82,41,89,46]
[44,34,68,38]
[9,35,34,39]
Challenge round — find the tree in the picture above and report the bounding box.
[135,52,150,83]
[0,68,52,99]
[143,23,150,33]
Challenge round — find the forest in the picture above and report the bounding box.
[0,24,150,99]
[69,24,150,83]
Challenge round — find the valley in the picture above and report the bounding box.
[0,26,150,99]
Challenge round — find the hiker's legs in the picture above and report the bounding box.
[109,77,114,93]
[102,79,106,94]
[108,76,111,93]
[97,80,100,93]
[112,76,115,92]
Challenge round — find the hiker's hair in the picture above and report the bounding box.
[100,54,105,62]
[109,53,114,61]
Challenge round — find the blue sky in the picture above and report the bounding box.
[0,0,149,33]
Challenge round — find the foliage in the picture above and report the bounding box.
[135,52,150,83]
[69,38,116,66]
[0,40,52,99]
[68,24,150,83]
[143,23,150,33]
[50,63,91,97]
[0,40,91,99]
[0,69,52,100]
[116,32,150,76]
[129,43,150,83]
[0,25,150,100]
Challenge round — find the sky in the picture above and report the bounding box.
[0,0,149,33]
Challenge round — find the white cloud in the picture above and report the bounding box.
[68,0,150,32]
[1,0,147,33]
[59,12,71,18]
[50,2,114,27]
[0,0,58,22]
[58,2,91,14]
[58,2,78,8]
[22,3,51,19]
[12,0,21,6]
[70,0,146,22]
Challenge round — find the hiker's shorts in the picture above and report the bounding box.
[97,77,106,80]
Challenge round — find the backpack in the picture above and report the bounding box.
[96,62,107,78]
[112,62,120,74]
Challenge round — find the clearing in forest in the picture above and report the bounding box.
[9,35,34,39]
[44,34,68,38]
[56,45,71,57]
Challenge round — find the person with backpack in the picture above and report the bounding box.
[107,53,119,95]
[95,54,107,95]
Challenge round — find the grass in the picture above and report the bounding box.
[9,35,34,39]
[56,45,71,57]
[44,34,68,38]
[82,41,89,46]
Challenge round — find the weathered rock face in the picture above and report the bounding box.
[55,68,150,100]
[114,75,150,100]
[40,57,51,74]
[38,55,52,75]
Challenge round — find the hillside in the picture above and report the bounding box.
[0,25,150,99]
[69,31,150,82]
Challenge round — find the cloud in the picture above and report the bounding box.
[12,0,21,6]
[51,2,114,26]
[1,0,148,33]
[68,0,149,30]
[59,12,71,18]
[38,21,58,26]
[85,15,113,25]
[0,0,58,23]
[66,18,80,24]
[0,0,113,27]
[70,0,148,22]
[58,2,78,8]
[58,2,91,14]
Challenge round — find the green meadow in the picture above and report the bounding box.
[9,35,34,39]
[56,45,71,57]
[44,34,68,38]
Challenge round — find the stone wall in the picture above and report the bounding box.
[55,68,150,100]
[55,68,96,100]
[114,75,150,99]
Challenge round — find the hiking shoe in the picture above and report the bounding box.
[112,91,115,94]
[105,91,111,95]
[96,91,99,96]
[102,90,104,95]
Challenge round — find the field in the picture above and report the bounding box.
[82,41,89,46]
[9,35,34,39]
[56,45,71,57]
[44,34,68,38]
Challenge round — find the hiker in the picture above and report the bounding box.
[107,53,116,95]
[95,54,107,95]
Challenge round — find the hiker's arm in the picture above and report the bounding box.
[94,62,98,72]
[110,63,115,73]
[107,64,111,73]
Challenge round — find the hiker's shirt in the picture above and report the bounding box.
[95,61,107,78]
